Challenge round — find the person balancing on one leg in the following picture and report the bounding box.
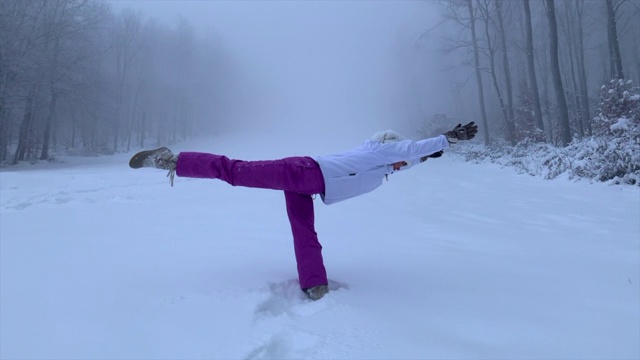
[129,122,478,300]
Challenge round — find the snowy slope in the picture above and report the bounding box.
[1,133,639,359]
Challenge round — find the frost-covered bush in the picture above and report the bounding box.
[564,135,639,185]
[593,79,640,136]
[588,79,640,184]
[455,140,573,180]
[453,136,639,186]
[452,81,639,186]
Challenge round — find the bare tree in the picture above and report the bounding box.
[437,0,492,144]
[558,0,584,138]
[574,0,592,136]
[10,1,48,163]
[111,8,141,152]
[632,2,640,84]
[13,83,41,163]
[522,0,545,134]
[545,0,572,146]
[40,0,66,160]
[605,0,624,79]
[478,0,515,144]
[465,0,491,145]
[495,0,516,143]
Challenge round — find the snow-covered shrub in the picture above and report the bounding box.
[448,80,639,186]
[456,140,572,179]
[593,79,640,136]
[452,136,639,186]
[568,136,639,185]
[588,79,640,184]
[451,79,639,186]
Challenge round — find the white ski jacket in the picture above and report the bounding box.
[314,133,449,205]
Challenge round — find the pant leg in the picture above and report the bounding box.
[176,152,324,195]
[284,190,328,289]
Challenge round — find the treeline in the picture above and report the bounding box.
[0,0,220,163]
[437,0,639,147]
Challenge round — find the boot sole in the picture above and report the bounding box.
[129,147,169,169]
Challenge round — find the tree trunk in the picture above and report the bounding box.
[40,92,58,160]
[523,0,545,134]
[126,78,144,151]
[113,9,142,152]
[562,0,583,138]
[71,110,76,149]
[545,0,572,146]
[605,0,624,79]
[479,0,512,145]
[41,35,61,160]
[466,0,491,145]
[139,111,146,148]
[0,104,6,161]
[13,84,38,164]
[575,0,591,136]
[534,31,554,142]
[496,0,515,144]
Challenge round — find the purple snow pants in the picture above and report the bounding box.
[176,152,327,289]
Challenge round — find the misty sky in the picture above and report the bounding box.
[109,1,452,142]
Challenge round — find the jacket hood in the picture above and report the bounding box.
[369,130,406,144]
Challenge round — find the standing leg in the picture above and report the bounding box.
[284,191,328,290]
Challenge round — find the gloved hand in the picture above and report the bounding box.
[443,122,478,145]
[420,150,443,163]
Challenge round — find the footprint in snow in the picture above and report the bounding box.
[254,279,348,319]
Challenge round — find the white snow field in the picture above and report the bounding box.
[1,132,639,359]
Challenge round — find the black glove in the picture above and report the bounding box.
[420,150,443,163]
[443,122,478,145]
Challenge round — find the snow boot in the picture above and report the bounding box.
[304,285,329,301]
[129,147,178,186]
[129,147,177,170]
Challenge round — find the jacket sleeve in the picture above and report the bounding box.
[375,135,449,163]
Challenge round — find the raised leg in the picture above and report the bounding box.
[176,152,324,195]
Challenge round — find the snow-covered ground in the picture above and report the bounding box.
[1,132,639,359]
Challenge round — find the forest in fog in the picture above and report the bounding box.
[426,0,639,144]
[1,0,222,162]
[428,0,639,184]
[0,0,638,184]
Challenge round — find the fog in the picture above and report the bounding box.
[111,1,450,144]
[3,0,637,161]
